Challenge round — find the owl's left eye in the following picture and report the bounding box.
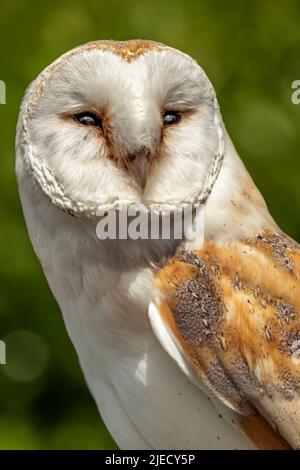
[163,111,182,126]
[74,112,102,128]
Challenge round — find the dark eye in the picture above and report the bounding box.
[163,110,181,126]
[75,112,102,128]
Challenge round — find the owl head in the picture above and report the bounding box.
[16,40,225,220]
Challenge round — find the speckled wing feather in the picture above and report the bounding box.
[151,231,300,449]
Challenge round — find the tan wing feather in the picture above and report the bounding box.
[155,231,300,449]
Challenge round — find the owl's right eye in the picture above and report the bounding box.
[74,112,102,128]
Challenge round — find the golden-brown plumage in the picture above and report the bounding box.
[79,39,166,62]
[155,231,300,449]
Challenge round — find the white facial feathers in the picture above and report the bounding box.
[17,40,224,218]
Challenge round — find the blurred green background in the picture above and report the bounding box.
[1,0,300,449]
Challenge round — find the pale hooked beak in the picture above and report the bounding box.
[127,147,152,191]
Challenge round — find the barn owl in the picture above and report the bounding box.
[16,39,300,450]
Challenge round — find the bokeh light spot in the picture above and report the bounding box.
[2,330,49,382]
